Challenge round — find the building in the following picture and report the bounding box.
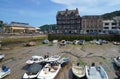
[103,20,116,33]
[81,16,103,34]
[56,8,81,34]
[113,16,120,30]
[3,22,37,34]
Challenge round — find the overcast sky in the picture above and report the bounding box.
[0,0,120,27]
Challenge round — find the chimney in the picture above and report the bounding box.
[65,9,68,16]
[76,8,79,15]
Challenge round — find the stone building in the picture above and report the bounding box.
[113,16,120,30]
[81,16,103,34]
[56,8,81,34]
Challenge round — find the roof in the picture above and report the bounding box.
[57,8,79,17]
[4,22,35,28]
[82,15,102,19]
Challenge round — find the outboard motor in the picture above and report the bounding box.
[91,62,95,66]
[77,63,80,66]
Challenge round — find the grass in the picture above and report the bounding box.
[77,58,87,66]
[0,36,47,48]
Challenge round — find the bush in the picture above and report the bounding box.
[48,34,120,42]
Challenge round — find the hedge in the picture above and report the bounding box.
[48,34,120,42]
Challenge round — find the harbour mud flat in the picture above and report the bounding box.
[0,43,119,79]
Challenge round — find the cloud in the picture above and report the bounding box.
[51,0,120,15]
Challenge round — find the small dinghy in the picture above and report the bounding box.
[26,56,44,64]
[85,63,109,79]
[0,65,10,78]
[113,56,120,67]
[23,63,42,79]
[37,62,61,79]
[44,55,61,63]
[72,63,85,78]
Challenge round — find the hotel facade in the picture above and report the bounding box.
[56,8,81,34]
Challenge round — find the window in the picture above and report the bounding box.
[112,27,116,29]
[112,23,116,25]
[104,27,109,29]
[99,30,101,32]
[105,23,109,25]
[86,30,89,32]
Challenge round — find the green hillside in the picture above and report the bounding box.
[102,10,120,20]
[39,24,57,32]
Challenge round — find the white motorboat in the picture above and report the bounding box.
[73,40,79,45]
[37,62,61,79]
[85,63,108,79]
[60,40,66,46]
[23,63,42,79]
[42,39,49,44]
[26,56,44,64]
[52,40,58,44]
[0,65,10,79]
[44,55,61,63]
[72,63,85,78]
[113,56,120,67]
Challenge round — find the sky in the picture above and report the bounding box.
[0,0,120,27]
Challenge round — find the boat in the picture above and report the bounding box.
[113,41,120,45]
[60,40,66,46]
[0,53,5,60]
[23,63,42,79]
[72,63,85,78]
[79,40,85,45]
[113,56,120,67]
[90,39,97,44]
[26,41,36,46]
[37,62,61,79]
[73,40,79,45]
[26,56,44,64]
[52,40,58,44]
[42,39,49,44]
[58,57,70,66]
[0,65,10,79]
[44,55,61,63]
[85,63,109,79]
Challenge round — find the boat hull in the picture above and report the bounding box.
[85,66,108,79]
[37,64,61,79]
[72,65,85,78]
[113,58,120,67]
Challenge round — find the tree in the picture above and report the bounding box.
[0,20,3,32]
